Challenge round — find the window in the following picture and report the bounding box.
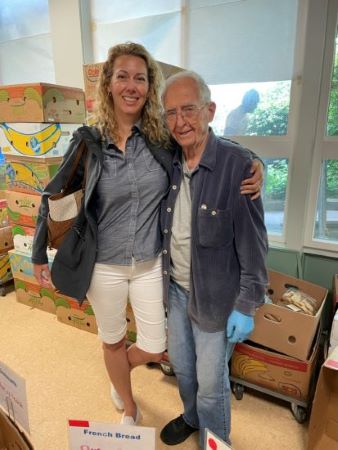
[314,160,338,242]
[87,0,300,242]
[326,26,338,136]
[0,0,54,84]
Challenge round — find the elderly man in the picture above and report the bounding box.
[159,71,268,448]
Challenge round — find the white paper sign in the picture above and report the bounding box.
[205,429,232,450]
[68,420,155,450]
[0,361,30,434]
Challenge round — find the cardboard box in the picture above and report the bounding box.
[8,249,53,284]
[83,60,183,114]
[0,83,85,123]
[231,337,320,402]
[0,226,13,252]
[14,277,56,314]
[0,252,12,283]
[307,346,338,450]
[0,408,33,450]
[5,155,61,195]
[0,123,79,158]
[250,270,327,360]
[5,191,41,227]
[55,293,97,334]
[0,199,9,228]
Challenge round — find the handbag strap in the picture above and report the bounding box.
[63,140,88,194]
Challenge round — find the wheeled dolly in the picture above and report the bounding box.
[230,376,309,423]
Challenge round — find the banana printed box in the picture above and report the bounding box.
[0,122,79,158]
[231,336,320,402]
[55,294,98,334]
[5,190,41,227]
[5,155,61,195]
[8,249,53,283]
[0,252,12,283]
[0,83,85,123]
[14,277,56,314]
[0,226,13,252]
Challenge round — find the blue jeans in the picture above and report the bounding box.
[167,280,234,448]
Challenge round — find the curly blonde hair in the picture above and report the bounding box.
[95,42,170,147]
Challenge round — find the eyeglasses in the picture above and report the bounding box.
[164,104,206,124]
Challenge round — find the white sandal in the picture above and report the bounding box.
[110,384,124,411]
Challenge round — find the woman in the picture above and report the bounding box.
[32,42,262,426]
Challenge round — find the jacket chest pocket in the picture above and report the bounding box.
[197,206,233,247]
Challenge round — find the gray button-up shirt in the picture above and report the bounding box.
[95,126,168,265]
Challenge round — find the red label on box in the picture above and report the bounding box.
[235,343,308,372]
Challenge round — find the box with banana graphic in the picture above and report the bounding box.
[0,83,85,123]
[5,155,62,195]
[0,252,12,284]
[231,336,320,402]
[0,122,79,158]
[8,249,53,284]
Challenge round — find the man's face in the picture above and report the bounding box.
[163,77,215,151]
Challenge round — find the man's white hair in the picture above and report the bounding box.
[163,70,211,104]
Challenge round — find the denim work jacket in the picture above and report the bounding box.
[161,130,268,332]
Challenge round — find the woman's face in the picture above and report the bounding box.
[109,55,149,122]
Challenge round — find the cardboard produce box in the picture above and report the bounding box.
[83,60,183,114]
[5,190,41,227]
[5,155,61,195]
[0,199,9,228]
[0,408,33,450]
[0,252,12,283]
[250,270,327,360]
[8,249,53,284]
[14,277,56,314]
[55,294,97,334]
[231,336,320,402]
[0,226,13,252]
[0,122,78,158]
[307,346,338,450]
[0,83,85,123]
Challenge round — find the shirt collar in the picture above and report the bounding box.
[105,120,143,148]
[173,127,217,171]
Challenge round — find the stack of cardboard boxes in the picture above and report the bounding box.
[0,83,96,334]
[231,270,328,409]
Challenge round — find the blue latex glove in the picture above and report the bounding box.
[226,310,254,343]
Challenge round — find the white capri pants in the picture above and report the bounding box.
[86,256,166,353]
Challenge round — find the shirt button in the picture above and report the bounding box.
[163,270,168,275]
[163,250,167,254]
[172,185,177,190]
[201,204,207,210]
[211,210,217,216]
[167,207,172,212]
[164,229,168,234]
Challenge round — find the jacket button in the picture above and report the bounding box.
[163,250,167,254]
[172,185,177,190]
[167,207,172,212]
[201,204,207,210]
[163,270,168,275]
[164,229,168,234]
[211,210,217,215]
